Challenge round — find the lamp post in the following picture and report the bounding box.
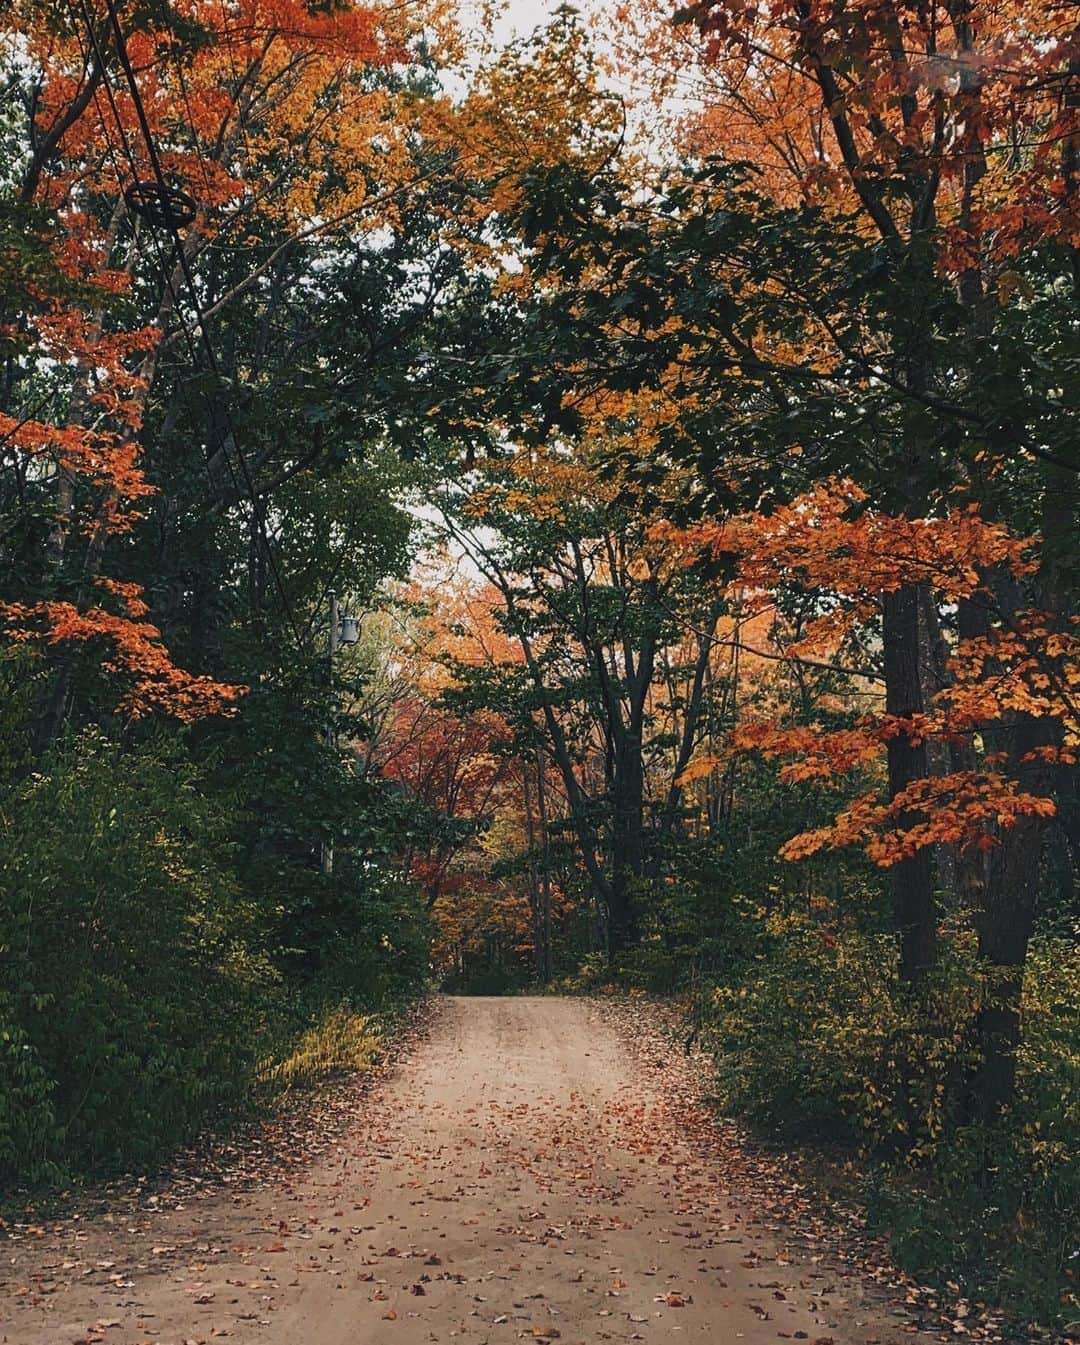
[321,590,360,876]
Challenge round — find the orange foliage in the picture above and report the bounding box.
[5,0,452,722]
[940,612,1080,742]
[377,696,511,828]
[660,480,1076,865]
[782,773,1058,868]
[655,479,1036,621]
[621,0,1079,268]
[0,591,244,722]
[367,569,523,901]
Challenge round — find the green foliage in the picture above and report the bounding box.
[0,719,433,1189]
[0,990,58,1183]
[693,915,978,1148]
[690,921,1079,1328]
[0,730,271,1182]
[447,966,524,996]
[304,869,434,1007]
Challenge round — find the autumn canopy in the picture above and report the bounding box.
[0,0,1077,1326]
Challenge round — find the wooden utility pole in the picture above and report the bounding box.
[321,591,338,876]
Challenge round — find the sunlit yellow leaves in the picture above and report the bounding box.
[674,754,723,787]
[431,5,625,217]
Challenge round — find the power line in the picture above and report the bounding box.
[72,3,220,463]
[68,0,239,529]
[74,0,307,649]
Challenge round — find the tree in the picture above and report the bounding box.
[1,0,447,740]
[667,0,1080,1109]
[468,111,1078,1107]
[427,440,732,954]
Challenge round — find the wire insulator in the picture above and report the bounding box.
[123,179,197,228]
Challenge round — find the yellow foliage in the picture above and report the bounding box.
[261,1007,382,1091]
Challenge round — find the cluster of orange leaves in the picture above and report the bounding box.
[782,773,1058,867]
[660,480,1076,865]
[680,0,1080,268]
[654,479,1036,617]
[0,583,244,722]
[940,615,1080,743]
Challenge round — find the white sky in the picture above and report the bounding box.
[479,0,565,45]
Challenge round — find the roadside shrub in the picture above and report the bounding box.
[0,717,434,1190]
[875,936,1080,1324]
[0,730,272,1182]
[1018,935,1080,1223]
[307,871,434,1006]
[443,966,524,996]
[692,913,980,1152]
[0,989,60,1183]
[550,951,611,995]
[693,918,1079,1328]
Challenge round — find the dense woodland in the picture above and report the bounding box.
[0,0,1077,1329]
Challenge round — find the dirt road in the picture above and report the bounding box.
[2,998,925,1345]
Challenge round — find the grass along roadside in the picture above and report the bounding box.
[0,994,435,1231]
[258,1003,386,1093]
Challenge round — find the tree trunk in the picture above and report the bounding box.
[970,464,1076,1118]
[536,744,553,984]
[971,806,1040,1119]
[883,583,936,983]
[970,701,1046,1121]
[521,754,548,984]
[608,727,645,956]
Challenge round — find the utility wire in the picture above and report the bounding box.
[68,0,238,530]
[75,2,198,328]
[76,0,306,648]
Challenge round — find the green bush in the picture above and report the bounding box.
[692,913,980,1152]
[1018,936,1080,1215]
[306,870,434,1006]
[443,966,524,996]
[0,730,273,1182]
[875,937,1080,1324]
[691,917,1080,1328]
[0,718,435,1190]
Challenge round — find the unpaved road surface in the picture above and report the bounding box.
[2,998,927,1345]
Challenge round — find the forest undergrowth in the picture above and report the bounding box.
[565,927,1079,1336]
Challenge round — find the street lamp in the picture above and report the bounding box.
[322,591,361,876]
